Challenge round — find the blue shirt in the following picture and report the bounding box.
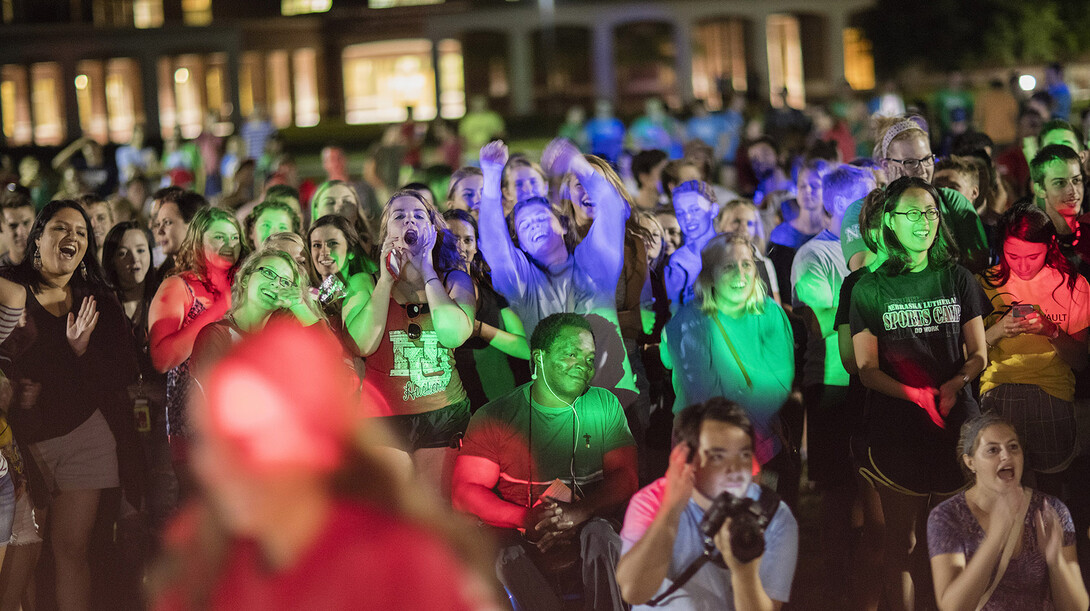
[621,479,798,610]
[586,117,626,164]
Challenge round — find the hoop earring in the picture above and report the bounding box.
[32,251,42,271]
[79,261,88,281]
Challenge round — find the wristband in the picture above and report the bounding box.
[425,276,443,288]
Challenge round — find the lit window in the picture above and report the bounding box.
[205,53,231,121]
[342,39,464,125]
[31,63,65,146]
[182,0,211,26]
[368,0,443,7]
[134,0,163,28]
[239,52,263,120]
[843,28,875,91]
[266,51,292,128]
[105,58,143,143]
[692,19,747,109]
[75,60,109,143]
[766,14,805,108]
[293,48,320,127]
[160,55,204,139]
[1,65,32,145]
[282,0,331,16]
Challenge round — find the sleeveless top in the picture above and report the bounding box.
[364,298,466,416]
[165,281,207,438]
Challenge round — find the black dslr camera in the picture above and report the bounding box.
[699,489,779,564]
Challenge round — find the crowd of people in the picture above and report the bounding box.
[1,66,1090,611]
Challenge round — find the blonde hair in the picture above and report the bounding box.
[696,232,767,316]
[716,199,766,252]
[172,206,247,282]
[872,115,929,160]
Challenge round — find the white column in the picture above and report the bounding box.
[592,21,615,102]
[507,28,534,117]
[674,19,694,104]
[826,10,847,88]
[748,13,771,105]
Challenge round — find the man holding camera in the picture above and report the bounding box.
[451,313,638,611]
[617,398,798,610]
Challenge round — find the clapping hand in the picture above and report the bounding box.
[66,296,99,357]
[1036,501,1065,567]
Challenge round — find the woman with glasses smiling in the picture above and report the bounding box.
[190,246,324,375]
[873,115,990,273]
[849,176,991,611]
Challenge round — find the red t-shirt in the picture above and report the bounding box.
[155,502,488,611]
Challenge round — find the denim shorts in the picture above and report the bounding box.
[0,470,14,543]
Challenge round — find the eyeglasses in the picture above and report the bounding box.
[257,266,296,289]
[884,155,936,171]
[890,208,940,223]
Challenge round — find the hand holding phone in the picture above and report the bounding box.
[1012,304,1035,319]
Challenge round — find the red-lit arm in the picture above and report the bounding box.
[148,277,229,372]
[854,329,944,428]
[450,454,529,530]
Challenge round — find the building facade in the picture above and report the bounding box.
[0,0,875,146]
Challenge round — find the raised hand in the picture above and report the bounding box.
[479,140,509,174]
[66,296,99,357]
[541,138,586,178]
[663,443,696,512]
[379,234,403,283]
[408,223,438,274]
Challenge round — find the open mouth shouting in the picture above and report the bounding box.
[997,464,1017,483]
[58,242,79,261]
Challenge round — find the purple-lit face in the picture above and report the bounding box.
[514,203,566,260]
[504,166,546,205]
[673,192,716,242]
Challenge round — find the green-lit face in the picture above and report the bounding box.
[886,188,939,258]
[255,209,293,247]
[244,256,296,311]
[310,225,348,278]
[534,326,595,402]
[1041,128,1082,152]
[1034,159,1084,219]
[712,242,758,307]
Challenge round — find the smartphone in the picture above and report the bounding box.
[1012,304,1035,319]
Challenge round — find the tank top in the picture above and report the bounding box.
[165,281,207,438]
[364,299,466,416]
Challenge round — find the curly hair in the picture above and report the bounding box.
[529,312,593,355]
[230,246,325,322]
[171,206,247,283]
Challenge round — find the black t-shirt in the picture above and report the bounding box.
[835,268,868,330]
[849,263,991,391]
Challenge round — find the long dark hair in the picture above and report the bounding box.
[983,201,1078,298]
[878,177,958,275]
[306,214,371,287]
[442,208,488,287]
[7,200,111,296]
[102,221,161,328]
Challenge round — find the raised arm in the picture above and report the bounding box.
[344,239,393,356]
[52,136,90,170]
[617,444,693,604]
[543,139,625,283]
[148,277,229,372]
[476,140,526,295]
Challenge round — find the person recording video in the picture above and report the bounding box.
[616,398,798,610]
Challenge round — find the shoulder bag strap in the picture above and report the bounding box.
[712,314,752,389]
[976,488,1031,611]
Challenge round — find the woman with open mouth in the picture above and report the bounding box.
[850,176,991,611]
[1,200,137,610]
[662,232,794,483]
[148,207,246,495]
[190,245,324,377]
[928,413,1087,610]
[345,189,475,498]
